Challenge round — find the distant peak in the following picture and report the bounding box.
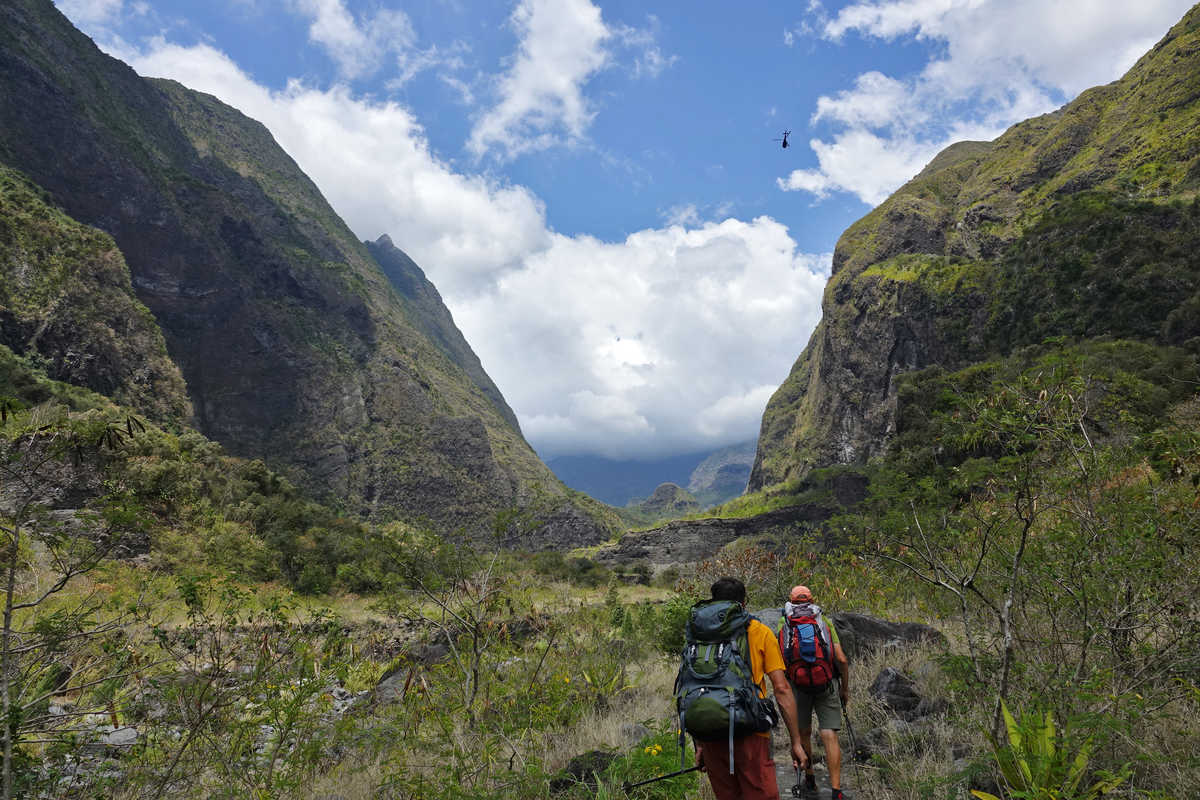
[375,233,394,248]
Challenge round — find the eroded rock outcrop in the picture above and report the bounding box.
[752,6,1200,490]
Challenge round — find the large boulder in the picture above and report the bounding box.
[868,667,946,722]
[750,610,944,661]
[829,612,945,660]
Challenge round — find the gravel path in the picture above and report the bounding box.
[771,731,852,799]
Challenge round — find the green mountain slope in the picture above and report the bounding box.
[0,0,616,544]
[0,166,191,422]
[752,4,1200,490]
[365,234,521,433]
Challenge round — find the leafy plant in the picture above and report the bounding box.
[970,701,1128,800]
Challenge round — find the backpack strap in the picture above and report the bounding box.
[727,688,735,774]
[678,707,687,771]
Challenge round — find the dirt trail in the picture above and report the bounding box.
[771,731,852,799]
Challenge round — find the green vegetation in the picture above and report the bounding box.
[0,166,191,422]
[1,349,1196,796]
[970,701,1129,800]
[754,3,1200,492]
[0,0,619,542]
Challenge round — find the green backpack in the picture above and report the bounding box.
[674,600,778,773]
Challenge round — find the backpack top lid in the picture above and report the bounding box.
[687,599,751,644]
[784,601,822,619]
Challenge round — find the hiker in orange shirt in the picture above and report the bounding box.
[691,577,808,800]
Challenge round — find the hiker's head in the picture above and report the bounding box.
[710,577,747,605]
[789,585,813,604]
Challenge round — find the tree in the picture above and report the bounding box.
[0,401,146,798]
[865,363,1200,751]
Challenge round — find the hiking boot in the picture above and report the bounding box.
[830,789,845,800]
[804,773,817,792]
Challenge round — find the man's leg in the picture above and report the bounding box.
[795,687,817,781]
[732,734,780,800]
[697,738,742,800]
[812,684,844,793]
[819,728,841,790]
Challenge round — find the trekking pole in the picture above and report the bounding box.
[839,687,863,789]
[621,765,702,794]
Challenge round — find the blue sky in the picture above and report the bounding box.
[58,0,1196,460]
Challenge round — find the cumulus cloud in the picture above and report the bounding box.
[468,0,612,160]
[455,220,830,458]
[109,39,827,460]
[55,0,127,27]
[121,40,548,298]
[783,0,1196,205]
[467,1,674,161]
[290,0,459,84]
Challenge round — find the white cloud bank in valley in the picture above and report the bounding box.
[781,0,1197,205]
[115,40,828,460]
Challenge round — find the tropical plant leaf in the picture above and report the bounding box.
[1065,737,1093,795]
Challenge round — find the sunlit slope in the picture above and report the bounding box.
[0,0,616,544]
[752,3,1200,490]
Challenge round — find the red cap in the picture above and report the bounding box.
[789,585,813,603]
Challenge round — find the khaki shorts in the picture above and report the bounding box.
[795,683,841,731]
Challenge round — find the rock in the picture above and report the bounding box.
[0,0,618,546]
[81,725,138,757]
[103,726,139,749]
[596,505,834,570]
[549,750,618,793]
[828,612,945,660]
[869,668,922,717]
[619,722,652,746]
[868,668,947,722]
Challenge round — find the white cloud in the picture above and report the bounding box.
[114,40,829,460]
[290,0,414,79]
[468,0,612,160]
[813,71,911,128]
[455,219,830,458]
[55,0,124,26]
[615,18,679,79]
[785,0,1196,205]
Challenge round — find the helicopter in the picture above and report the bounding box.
[773,130,791,149]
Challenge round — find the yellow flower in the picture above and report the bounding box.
[563,676,570,684]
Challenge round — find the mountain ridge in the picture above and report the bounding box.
[752,4,1200,490]
[0,0,616,545]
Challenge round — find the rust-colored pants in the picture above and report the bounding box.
[697,734,780,800]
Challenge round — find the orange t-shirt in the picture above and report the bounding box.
[746,618,785,738]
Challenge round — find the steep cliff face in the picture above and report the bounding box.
[0,166,190,422]
[752,5,1200,490]
[687,440,755,505]
[365,235,521,434]
[0,0,615,544]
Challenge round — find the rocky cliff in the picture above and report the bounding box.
[0,0,616,544]
[365,235,521,434]
[0,166,190,422]
[752,5,1200,490]
[687,440,755,505]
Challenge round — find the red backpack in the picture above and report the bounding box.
[778,609,835,691]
